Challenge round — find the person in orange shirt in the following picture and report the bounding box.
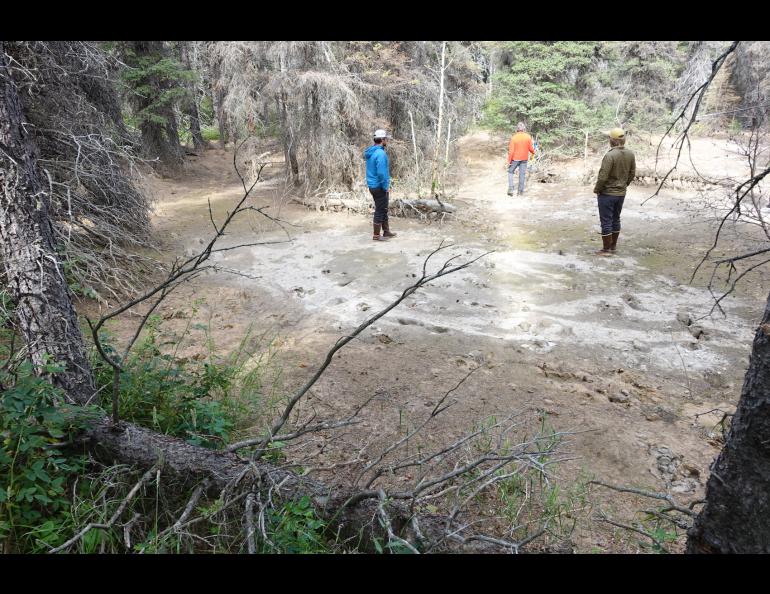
[507,122,536,196]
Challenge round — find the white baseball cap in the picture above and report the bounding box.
[373,129,392,139]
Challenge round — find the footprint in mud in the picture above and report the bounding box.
[621,293,644,311]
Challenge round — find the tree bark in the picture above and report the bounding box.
[687,293,770,553]
[0,44,95,404]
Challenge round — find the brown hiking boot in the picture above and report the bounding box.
[596,234,613,256]
[373,223,389,241]
[382,221,397,238]
[610,232,620,251]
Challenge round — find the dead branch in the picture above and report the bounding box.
[48,462,161,554]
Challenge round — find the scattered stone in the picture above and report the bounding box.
[357,303,370,311]
[377,334,393,344]
[670,479,698,494]
[304,254,312,259]
[519,321,531,332]
[609,392,630,404]
[467,350,485,364]
[322,269,331,274]
[689,325,706,340]
[397,317,421,326]
[676,311,693,326]
[632,340,651,353]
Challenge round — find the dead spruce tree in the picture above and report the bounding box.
[205,41,484,198]
[2,41,155,301]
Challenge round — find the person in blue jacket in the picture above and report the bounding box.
[364,129,396,241]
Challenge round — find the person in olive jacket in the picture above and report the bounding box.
[593,128,636,255]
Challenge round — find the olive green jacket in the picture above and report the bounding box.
[593,147,636,196]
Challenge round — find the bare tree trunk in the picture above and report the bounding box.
[430,41,447,197]
[687,292,770,553]
[408,109,420,197]
[0,45,95,404]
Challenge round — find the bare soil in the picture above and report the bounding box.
[101,132,768,553]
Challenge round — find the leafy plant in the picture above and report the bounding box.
[260,496,327,553]
[0,360,94,553]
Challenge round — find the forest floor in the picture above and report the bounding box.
[99,131,768,553]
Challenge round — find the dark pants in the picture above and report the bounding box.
[597,194,625,235]
[369,187,389,224]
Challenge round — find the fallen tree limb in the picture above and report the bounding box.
[292,196,457,215]
[81,416,522,553]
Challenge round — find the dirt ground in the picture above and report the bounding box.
[100,131,768,553]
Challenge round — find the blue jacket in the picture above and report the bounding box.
[364,144,390,190]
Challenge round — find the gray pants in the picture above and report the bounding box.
[508,160,527,194]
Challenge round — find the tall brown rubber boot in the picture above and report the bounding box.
[596,234,613,255]
[382,220,397,238]
[373,223,388,241]
[610,232,620,251]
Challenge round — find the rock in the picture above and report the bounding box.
[609,392,630,404]
[377,334,393,344]
[632,340,651,353]
[689,325,706,340]
[670,479,698,494]
[676,312,693,326]
[519,321,531,332]
[357,302,370,312]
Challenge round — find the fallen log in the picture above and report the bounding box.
[397,198,456,214]
[292,196,457,216]
[83,417,501,553]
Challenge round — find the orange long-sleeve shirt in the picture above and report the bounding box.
[508,132,535,163]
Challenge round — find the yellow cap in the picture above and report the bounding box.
[605,127,625,139]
